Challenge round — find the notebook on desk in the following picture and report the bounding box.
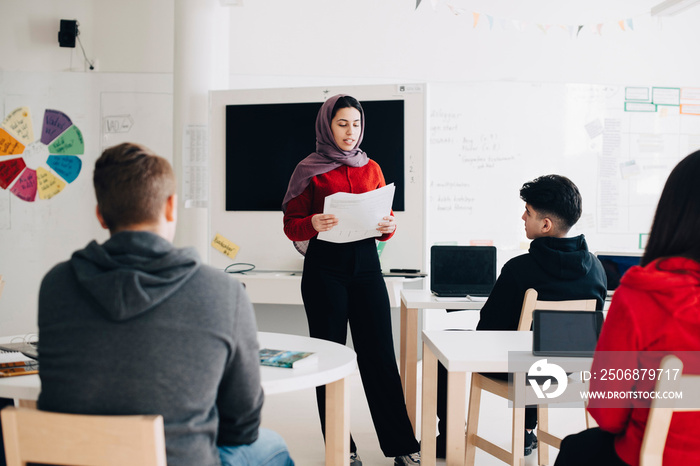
[0,341,38,360]
[595,251,643,298]
[430,245,496,298]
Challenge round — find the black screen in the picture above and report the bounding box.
[225,100,405,211]
[597,254,642,290]
[533,310,603,357]
[430,245,497,296]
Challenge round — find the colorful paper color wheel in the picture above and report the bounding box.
[0,107,83,202]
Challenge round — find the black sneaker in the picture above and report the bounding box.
[350,451,362,465]
[394,451,421,465]
[524,430,538,456]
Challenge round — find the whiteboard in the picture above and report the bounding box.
[209,84,427,272]
[427,82,700,261]
[0,71,173,335]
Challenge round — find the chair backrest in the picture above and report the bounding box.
[517,288,597,331]
[1,407,167,466]
[639,355,700,466]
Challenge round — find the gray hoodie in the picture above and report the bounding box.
[37,231,263,466]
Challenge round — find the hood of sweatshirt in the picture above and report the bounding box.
[70,231,201,322]
[621,256,700,324]
[528,234,594,281]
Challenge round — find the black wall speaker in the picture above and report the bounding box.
[58,19,77,48]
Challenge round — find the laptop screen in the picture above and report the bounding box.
[595,252,642,291]
[430,245,496,297]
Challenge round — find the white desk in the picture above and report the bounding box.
[399,289,484,431]
[236,273,416,307]
[0,332,357,466]
[420,330,592,466]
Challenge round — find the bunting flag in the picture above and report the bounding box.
[415,1,647,38]
[447,3,466,15]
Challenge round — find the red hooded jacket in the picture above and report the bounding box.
[588,257,700,465]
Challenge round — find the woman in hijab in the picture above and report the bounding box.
[282,95,421,466]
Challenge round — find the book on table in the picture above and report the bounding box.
[259,348,318,369]
[0,346,39,377]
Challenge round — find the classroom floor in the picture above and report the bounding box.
[262,359,589,465]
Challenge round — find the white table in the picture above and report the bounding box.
[399,289,484,431]
[236,273,415,307]
[420,330,591,466]
[0,332,357,466]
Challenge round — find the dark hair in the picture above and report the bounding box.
[519,174,582,232]
[331,95,363,119]
[641,150,700,266]
[93,142,176,232]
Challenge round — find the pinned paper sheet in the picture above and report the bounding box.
[2,107,34,145]
[0,129,24,156]
[0,158,26,190]
[11,168,37,202]
[48,126,84,155]
[212,233,240,259]
[36,167,66,200]
[41,109,73,145]
[47,155,82,183]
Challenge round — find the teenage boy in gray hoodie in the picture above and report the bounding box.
[37,142,294,466]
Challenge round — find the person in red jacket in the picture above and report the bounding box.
[282,95,421,466]
[554,149,700,465]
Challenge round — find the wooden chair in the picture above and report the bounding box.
[1,407,167,466]
[639,355,700,466]
[465,288,597,466]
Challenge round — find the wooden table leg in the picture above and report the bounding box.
[400,301,420,431]
[18,399,36,409]
[325,377,350,466]
[446,370,467,466]
[400,301,408,394]
[421,343,438,466]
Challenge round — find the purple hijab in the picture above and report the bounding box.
[282,94,370,255]
[282,94,369,211]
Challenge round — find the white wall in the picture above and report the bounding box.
[2,0,700,336]
[0,0,172,73]
[226,0,700,87]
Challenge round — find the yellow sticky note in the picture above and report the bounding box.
[37,167,66,199]
[211,233,240,259]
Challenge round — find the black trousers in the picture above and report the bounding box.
[301,238,419,457]
[554,428,630,466]
[437,365,538,445]
[0,397,13,466]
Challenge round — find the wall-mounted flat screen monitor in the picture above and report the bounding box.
[225,100,405,211]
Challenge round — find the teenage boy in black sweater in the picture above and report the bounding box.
[436,174,607,458]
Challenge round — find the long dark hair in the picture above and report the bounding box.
[641,149,700,266]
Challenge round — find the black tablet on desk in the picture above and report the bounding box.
[532,310,603,357]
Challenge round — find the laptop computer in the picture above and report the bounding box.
[532,310,603,357]
[430,245,496,297]
[595,251,643,298]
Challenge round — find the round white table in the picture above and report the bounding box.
[0,332,357,466]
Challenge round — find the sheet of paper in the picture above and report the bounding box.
[318,183,395,244]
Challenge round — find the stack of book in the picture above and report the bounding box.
[0,347,38,377]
